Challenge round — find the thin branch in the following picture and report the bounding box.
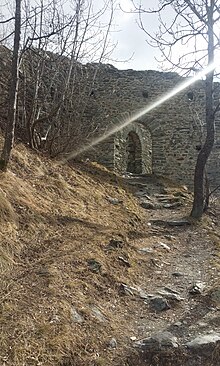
[0,17,15,24]
[184,0,208,25]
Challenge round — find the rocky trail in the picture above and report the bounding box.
[122,174,220,365]
[0,145,219,366]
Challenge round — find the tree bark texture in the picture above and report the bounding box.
[191,0,215,218]
[0,0,21,171]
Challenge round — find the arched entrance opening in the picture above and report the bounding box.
[126,131,142,174]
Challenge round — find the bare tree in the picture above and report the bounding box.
[19,0,116,156]
[0,0,116,164]
[133,0,220,218]
[0,0,21,171]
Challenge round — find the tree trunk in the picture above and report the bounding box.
[0,0,21,171]
[190,1,215,218]
[190,110,215,218]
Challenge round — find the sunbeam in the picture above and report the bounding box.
[61,62,216,164]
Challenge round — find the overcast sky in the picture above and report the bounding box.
[108,0,161,71]
[106,0,220,76]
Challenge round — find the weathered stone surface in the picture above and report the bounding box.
[149,296,170,311]
[186,333,220,349]
[79,65,220,188]
[172,271,184,277]
[89,305,107,322]
[71,308,84,323]
[137,247,154,254]
[166,219,191,226]
[108,337,117,349]
[106,238,124,250]
[157,289,184,302]
[140,200,155,209]
[119,283,148,299]
[87,259,102,273]
[189,281,205,295]
[156,242,171,251]
[2,49,220,188]
[134,331,179,351]
[210,287,220,305]
[106,196,123,205]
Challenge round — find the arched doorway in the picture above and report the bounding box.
[126,131,142,174]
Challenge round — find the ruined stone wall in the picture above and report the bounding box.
[1,45,220,187]
[82,64,220,187]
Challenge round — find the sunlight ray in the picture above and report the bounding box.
[61,61,216,164]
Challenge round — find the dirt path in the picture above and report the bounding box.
[122,174,220,365]
[133,213,219,338]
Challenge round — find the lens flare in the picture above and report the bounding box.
[61,62,216,163]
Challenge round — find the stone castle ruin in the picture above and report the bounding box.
[82,64,220,188]
[0,46,220,188]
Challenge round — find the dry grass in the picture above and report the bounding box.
[0,140,219,366]
[0,141,150,366]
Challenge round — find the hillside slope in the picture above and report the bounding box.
[0,140,151,366]
[0,140,219,366]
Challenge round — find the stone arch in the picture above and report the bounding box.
[126,131,142,174]
[114,122,152,175]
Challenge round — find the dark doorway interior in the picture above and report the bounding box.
[126,131,142,174]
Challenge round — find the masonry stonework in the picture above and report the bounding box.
[82,64,220,188]
[0,45,220,188]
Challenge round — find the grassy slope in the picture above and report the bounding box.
[1,141,220,366]
[0,141,151,366]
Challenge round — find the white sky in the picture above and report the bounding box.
[105,0,220,74]
[1,0,218,74]
[108,0,161,70]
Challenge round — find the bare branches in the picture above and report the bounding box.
[132,1,220,217]
[0,0,21,170]
[0,17,15,24]
[133,0,220,76]
[184,0,208,25]
[130,0,174,14]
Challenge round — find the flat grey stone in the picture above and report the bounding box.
[186,333,220,348]
[135,191,151,199]
[71,308,84,323]
[87,259,102,273]
[163,202,181,209]
[138,290,149,300]
[106,196,123,205]
[173,321,182,327]
[172,272,184,277]
[106,239,123,250]
[164,287,180,295]
[166,219,191,226]
[197,321,208,327]
[210,287,220,304]
[108,337,117,349]
[140,201,155,209]
[137,247,154,254]
[157,289,184,301]
[134,331,179,351]
[119,283,148,300]
[157,242,171,251]
[90,305,107,322]
[189,281,205,295]
[149,296,170,311]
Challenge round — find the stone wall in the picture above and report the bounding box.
[1,46,220,188]
[114,123,152,175]
[82,64,220,187]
